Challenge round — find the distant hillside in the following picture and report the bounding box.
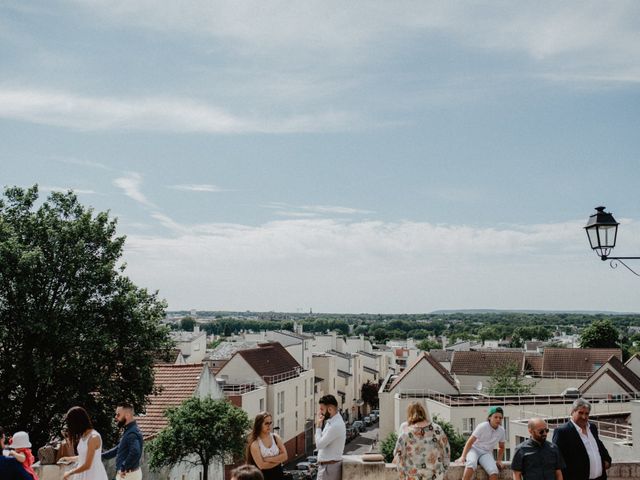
[430,308,639,315]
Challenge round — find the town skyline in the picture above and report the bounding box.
[2,2,640,313]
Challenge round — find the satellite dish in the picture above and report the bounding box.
[476,381,483,392]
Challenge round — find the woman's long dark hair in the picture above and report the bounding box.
[65,406,93,448]
[245,411,272,465]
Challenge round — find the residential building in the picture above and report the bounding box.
[216,342,315,460]
[136,363,225,480]
[170,326,207,363]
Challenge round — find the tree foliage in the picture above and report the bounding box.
[580,319,620,348]
[432,414,465,460]
[148,397,250,480]
[0,186,172,449]
[179,316,196,332]
[487,362,535,395]
[417,338,441,351]
[361,381,379,409]
[380,431,398,463]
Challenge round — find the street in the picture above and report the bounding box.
[343,424,380,455]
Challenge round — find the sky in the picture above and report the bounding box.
[2,1,640,313]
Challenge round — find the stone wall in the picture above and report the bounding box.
[35,455,640,480]
[342,455,640,480]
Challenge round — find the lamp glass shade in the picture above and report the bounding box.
[584,206,619,258]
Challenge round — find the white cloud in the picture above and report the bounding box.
[113,172,155,208]
[300,205,374,215]
[168,184,229,192]
[120,216,640,312]
[69,1,640,84]
[0,87,358,133]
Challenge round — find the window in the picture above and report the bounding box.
[462,417,476,434]
[277,391,285,414]
[259,398,265,412]
[277,418,285,438]
[503,417,509,437]
[295,411,299,430]
[296,386,299,406]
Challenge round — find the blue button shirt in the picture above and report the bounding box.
[102,421,144,472]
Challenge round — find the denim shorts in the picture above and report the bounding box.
[465,446,499,476]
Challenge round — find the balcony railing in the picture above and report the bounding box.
[262,366,302,384]
[396,389,640,407]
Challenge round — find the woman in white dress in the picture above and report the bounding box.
[60,406,108,480]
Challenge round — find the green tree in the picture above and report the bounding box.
[380,431,398,463]
[487,362,535,395]
[0,186,172,449]
[148,397,250,480]
[180,316,196,331]
[580,319,620,348]
[432,414,465,460]
[417,339,441,351]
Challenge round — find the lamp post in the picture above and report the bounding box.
[585,206,640,275]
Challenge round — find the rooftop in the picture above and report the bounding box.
[137,363,207,440]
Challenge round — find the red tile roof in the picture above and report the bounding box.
[451,351,524,376]
[524,353,543,374]
[236,342,301,384]
[137,363,206,440]
[580,355,640,393]
[541,348,621,374]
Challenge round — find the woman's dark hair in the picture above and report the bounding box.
[65,406,93,447]
[245,411,272,465]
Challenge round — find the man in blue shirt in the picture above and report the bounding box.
[103,403,144,479]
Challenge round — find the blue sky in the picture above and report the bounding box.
[2,1,640,313]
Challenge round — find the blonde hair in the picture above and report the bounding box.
[406,401,429,425]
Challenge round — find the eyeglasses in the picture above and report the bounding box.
[537,428,549,434]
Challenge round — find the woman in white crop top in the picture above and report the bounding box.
[246,412,288,480]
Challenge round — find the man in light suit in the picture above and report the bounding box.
[552,398,611,480]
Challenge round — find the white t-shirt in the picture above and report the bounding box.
[471,421,505,454]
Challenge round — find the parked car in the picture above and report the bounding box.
[306,456,318,466]
[296,462,317,479]
[363,416,372,426]
[345,426,358,442]
[352,420,365,432]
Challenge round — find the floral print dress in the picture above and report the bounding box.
[395,422,450,480]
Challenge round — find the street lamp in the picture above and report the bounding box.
[585,206,640,275]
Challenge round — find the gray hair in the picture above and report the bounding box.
[571,398,591,412]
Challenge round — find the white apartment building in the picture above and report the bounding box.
[169,326,207,363]
[216,342,315,460]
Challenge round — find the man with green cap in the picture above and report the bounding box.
[457,406,506,480]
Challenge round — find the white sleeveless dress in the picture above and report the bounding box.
[76,430,108,480]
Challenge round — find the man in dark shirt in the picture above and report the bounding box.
[102,403,144,479]
[512,418,564,480]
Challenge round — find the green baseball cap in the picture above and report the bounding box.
[488,406,504,417]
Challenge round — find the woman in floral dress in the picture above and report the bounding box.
[394,402,450,480]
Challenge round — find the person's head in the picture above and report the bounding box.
[319,395,339,419]
[406,402,429,426]
[65,406,93,444]
[571,398,591,429]
[487,406,504,428]
[231,464,264,480]
[0,426,5,449]
[527,417,549,444]
[115,402,135,428]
